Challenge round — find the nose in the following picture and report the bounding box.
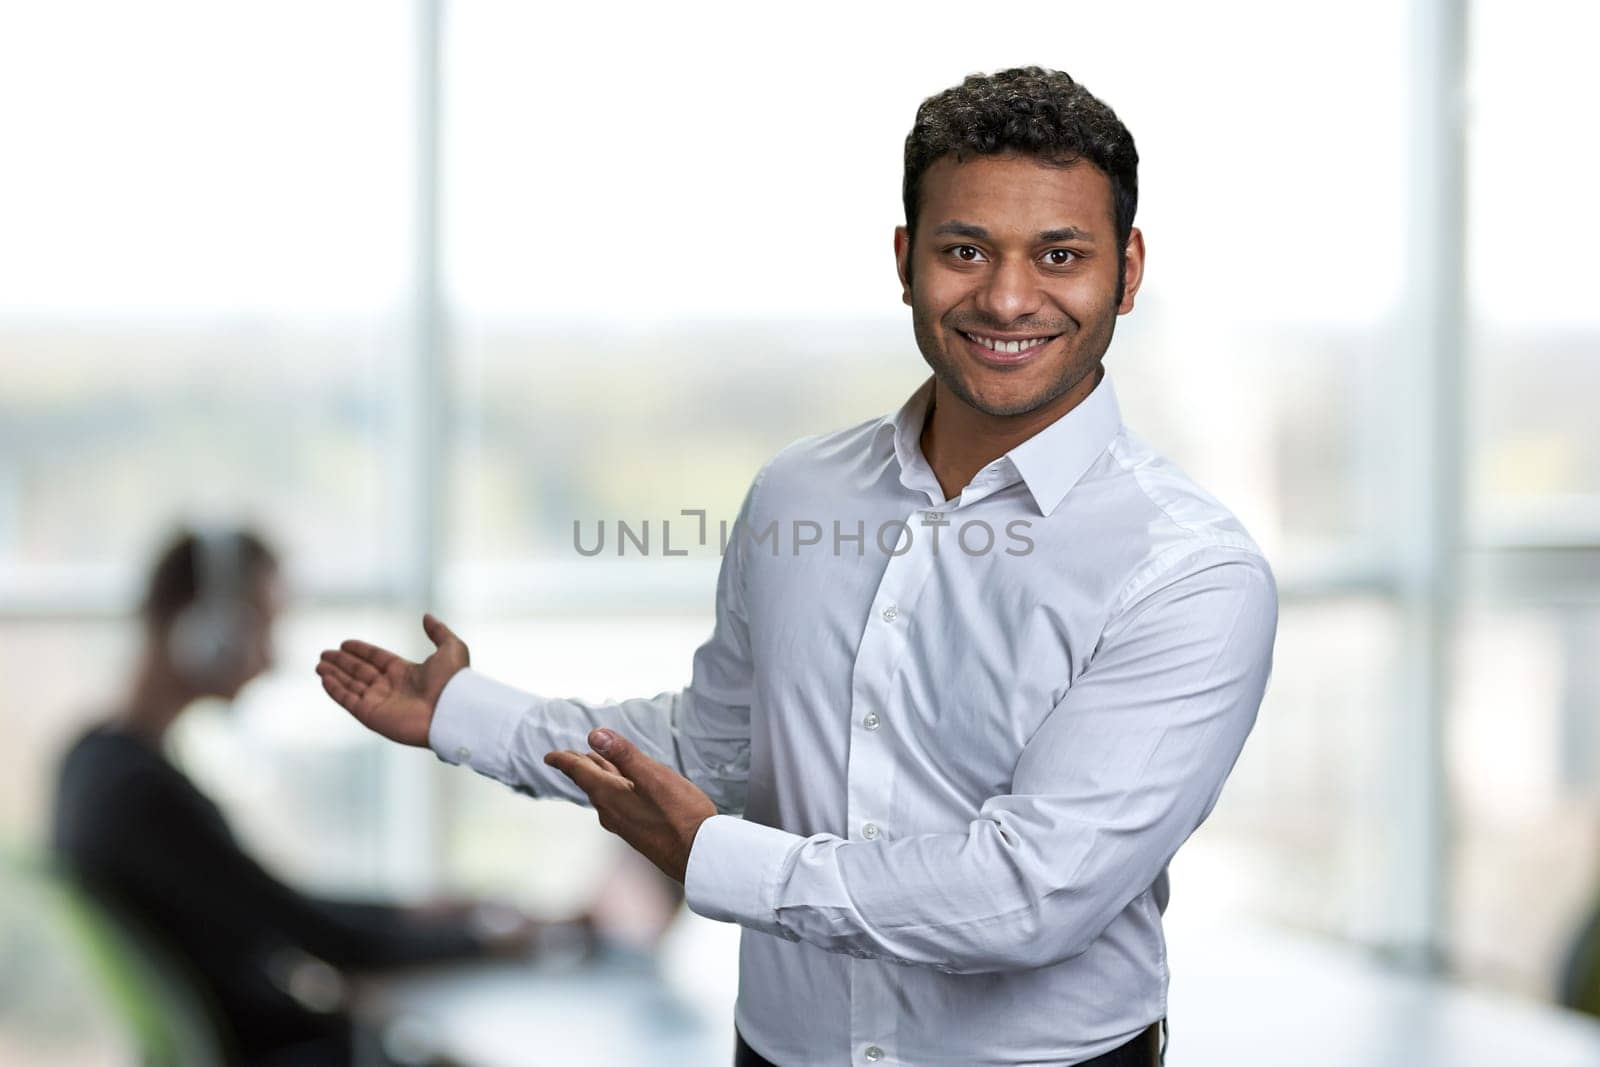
[973,255,1044,325]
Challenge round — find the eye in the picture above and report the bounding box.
[1042,248,1079,267]
[946,244,986,263]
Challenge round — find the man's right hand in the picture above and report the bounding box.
[315,613,469,747]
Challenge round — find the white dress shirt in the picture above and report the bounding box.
[430,370,1278,1066]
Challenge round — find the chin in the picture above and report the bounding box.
[947,365,1062,418]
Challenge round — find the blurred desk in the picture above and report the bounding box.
[349,942,729,1067]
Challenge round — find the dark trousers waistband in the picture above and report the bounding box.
[734,1019,1166,1066]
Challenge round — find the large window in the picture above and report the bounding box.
[0,2,419,889]
[437,0,1416,948]
[1452,0,1600,996]
[1,0,1593,1025]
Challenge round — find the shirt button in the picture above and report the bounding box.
[862,712,881,731]
[881,604,899,622]
[864,1046,884,1063]
[862,822,880,840]
[454,746,471,762]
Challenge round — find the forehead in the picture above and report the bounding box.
[918,153,1115,237]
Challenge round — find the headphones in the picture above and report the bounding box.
[167,525,262,687]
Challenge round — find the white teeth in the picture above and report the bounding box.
[965,332,1052,354]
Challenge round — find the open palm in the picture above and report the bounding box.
[315,613,469,747]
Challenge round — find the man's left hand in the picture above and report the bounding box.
[544,729,717,883]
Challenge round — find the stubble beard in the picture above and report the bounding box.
[909,297,1118,419]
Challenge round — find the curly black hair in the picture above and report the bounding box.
[902,66,1139,262]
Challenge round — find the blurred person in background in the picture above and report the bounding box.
[51,526,546,1066]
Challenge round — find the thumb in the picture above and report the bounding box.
[589,729,662,794]
[422,613,461,650]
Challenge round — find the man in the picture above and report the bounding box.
[54,527,543,1066]
[317,67,1277,1066]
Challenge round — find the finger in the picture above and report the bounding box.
[318,669,365,715]
[553,748,632,788]
[543,749,590,782]
[320,649,381,687]
[584,751,624,777]
[588,729,667,800]
[339,638,403,673]
[544,750,627,798]
[315,659,369,697]
[422,613,462,650]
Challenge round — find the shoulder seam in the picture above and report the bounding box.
[1104,435,1268,614]
[1113,541,1271,616]
[1107,432,1212,540]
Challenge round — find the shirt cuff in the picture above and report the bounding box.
[427,668,530,781]
[683,813,803,937]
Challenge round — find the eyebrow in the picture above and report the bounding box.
[931,221,1096,243]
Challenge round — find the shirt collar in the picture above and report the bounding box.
[877,368,1123,518]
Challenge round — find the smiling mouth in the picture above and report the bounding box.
[959,330,1060,363]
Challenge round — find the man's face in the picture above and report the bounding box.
[217,569,283,700]
[894,153,1144,419]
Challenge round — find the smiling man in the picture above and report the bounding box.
[317,67,1277,1067]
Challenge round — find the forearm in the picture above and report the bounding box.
[105,783,468,970]
[431,669,748,812]
[684,811,1139,975]
[302,899,482,968]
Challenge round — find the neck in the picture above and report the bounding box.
[920,365,1102,500]
[114,647,197,743]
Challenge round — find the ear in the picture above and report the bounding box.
[893,226,913,306]
[1117,227,1146,315]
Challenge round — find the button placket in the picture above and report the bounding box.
[844,505,931,856]
[848,955,897,1067]
[843,507,934,1067]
